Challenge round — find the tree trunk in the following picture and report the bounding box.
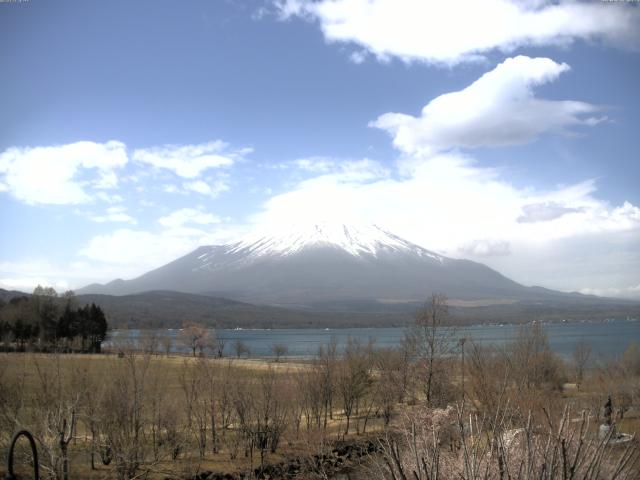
[426,355,434,405]
[211,406,218,454]
[61,443,69,480]
[90,428,96,470]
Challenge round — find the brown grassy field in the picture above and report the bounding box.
[0,351,388,480]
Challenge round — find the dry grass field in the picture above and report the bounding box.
[0,351,389,479]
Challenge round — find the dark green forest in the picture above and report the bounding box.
[0,286,108,352]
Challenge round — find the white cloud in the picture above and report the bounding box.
[163,184,180,194]
[0,277,69,293]
[349,50,368,64]
[517,201,584,223]
[276,0,640,65]
[77,224,248,281]
[160,178,231,197]
[371,56,603,155]
[183,179,230,197]
[459,239,511,257]
[338,158,389,181]
[95,192,124,204]
[0,277,70,293]
[0,259,88,293]
[286,157,389,182]
[0,257,171,293]
[0,141,127,205]
[184,180,213,195]
[579,284,640,300]
[158,208,222,229]
[253,155,633,242]
[132,140,247,178]
[294,157,336,172]
[483,229,640,296]
[89,206,137,224]
[79,229,193,268]
[94,170,119,189]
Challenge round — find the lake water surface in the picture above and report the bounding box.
[106,318,640,360]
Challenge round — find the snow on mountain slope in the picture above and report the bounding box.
[197,223,444,268]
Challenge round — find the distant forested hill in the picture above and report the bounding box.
[75,290,413,329]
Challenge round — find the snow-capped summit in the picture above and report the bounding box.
[223,223,443,260]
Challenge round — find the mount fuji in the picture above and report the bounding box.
[78,223,589,309]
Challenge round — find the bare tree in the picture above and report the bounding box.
[217,362,234,442]
[337,337,372,435]
[511,322,564,393]
[237,368,289,471]
[33,356,79,480]
[373,347,407,426]
[621,342,640,375]
[317,337,338,427]
[408,293,456,406]
[300,367,324,430]
[191,360,209,458]
[215,336,226,358]
[75,362,105,471]
[272,343,288,362]
[289,372,307,437]
[161,334,173,356]
[572,339,591,387]
[101,352,153,480]
[371,403,640,480]
[180,323,209,357]
[201,328,223,359]
[233,339,250,359]
[467,341,510,416]
[148,362,169,462]
[139,330,159,355]
[0,355,30,460]
[203,360,220,454]
[178,359,199,430]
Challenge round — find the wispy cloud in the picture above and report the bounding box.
[279,157,390,181]
[293,157,337,173]
[158,207,222,229]
[459,239,511,258]
[183,178,230,197]
[517,202,585,224]
[88,206,137,224]
[132,140,248,178]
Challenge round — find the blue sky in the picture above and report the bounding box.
[1,0,639,298]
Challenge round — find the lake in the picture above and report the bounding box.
[105,318,640,361]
